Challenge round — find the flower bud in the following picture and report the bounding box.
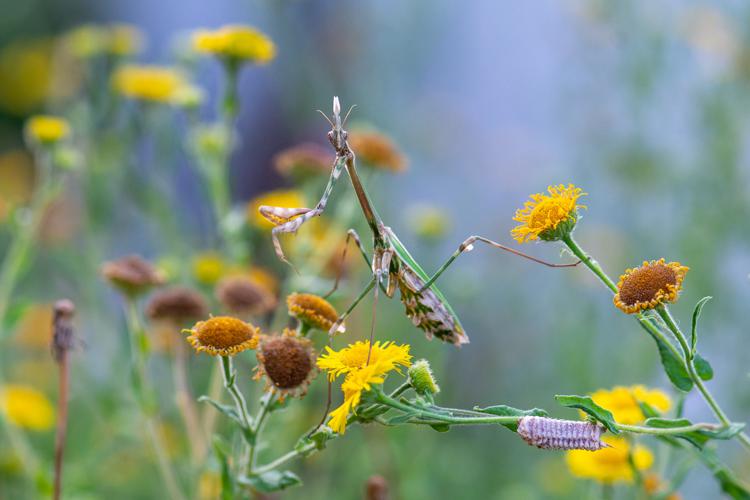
[407,359,439,396]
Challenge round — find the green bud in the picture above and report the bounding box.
[408,359,440,396]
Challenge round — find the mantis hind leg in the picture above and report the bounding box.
[418,235,580,293]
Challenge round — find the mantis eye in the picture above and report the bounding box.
[327,131,334,141]
[342,131,348,141]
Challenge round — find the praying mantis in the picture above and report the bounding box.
[260,96,579,347]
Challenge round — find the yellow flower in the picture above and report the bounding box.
[614,259,689,314]
[0,39,54,116]
[64,25,108,58]
[192,252,226,285]
[566,436,653,483]
[247,189,306,228]
[184,316,259,356]
[0,384,55,431]
[193,25,276,64]
[589,385,672,425]
[112,65,185,102]
[317,340,412,381]
[109,24,144,56]
[318,340,412,434]
[25,115,70,144]
[512,184,586,243]
[287,293,341,333]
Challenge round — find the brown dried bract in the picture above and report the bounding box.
[255,329,316,398]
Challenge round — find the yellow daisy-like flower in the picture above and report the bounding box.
[512,184,586,243]
[191,252,226,286]
[327,363,386,434]
[287,293,341,333]
[184,316,259,356]
[613,259,689,314]
[109,24,144,56]
[193,25,276,64]
[566,436,653,483]
[112,65,185,102]
[25,115,70,144]
[589,385,672,425]
[0,384,55,431]
[0,39,54,116]
[317,340,412,381]
[247,189,306,228]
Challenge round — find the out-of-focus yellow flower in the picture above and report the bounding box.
[64,24,144,58]
[588,385,672,425]
[193,25,276,64]
[198,471,222,500]
[170,83,204,109]
[0,39,54,116]
[0,384,55,431]
[25,115,70,144]
[192,252,226,285]
[614,259,689,314]
[109,24,144,56]
[12,304,53,350]
[512,184,586,243]
[407,204,451,240]
[0,150,35,209]
[112,65,185,102]
[247,189,306,228]
[566,436,653,483]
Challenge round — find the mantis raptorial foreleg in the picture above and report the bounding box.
[259,156,346,265]
[417,235,580,293]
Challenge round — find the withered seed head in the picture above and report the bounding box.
[286,292,342,333]
[613,259,688,314]
[273,142,334,179]
[101,255,165,297]
[184,316,259,356]
[146,286,208,325]
[51,299,76,362]
[215,276,277,317]
[256,329,316,398]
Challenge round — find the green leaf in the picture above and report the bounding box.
[198,396,241,424]
[386,413,416,425]
[700,447,750,499]
[473,405,549,431]
[554,395,619,434]
[644,418,745,449]
[691,296,712,354]
[643,321,693,391]
[694,353,714,381]
[429,423,450,432]
[239,470,301,493]
[1,300,31,334]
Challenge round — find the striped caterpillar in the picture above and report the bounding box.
[517,416,607,451]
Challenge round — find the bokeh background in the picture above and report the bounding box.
[1,0,749,498]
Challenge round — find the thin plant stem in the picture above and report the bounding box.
[123,299,185,500]
[173,333,206,464]
[248,391,275,471]
[220,356,252,431]
[656,307,750,451]
[53,349,70,500]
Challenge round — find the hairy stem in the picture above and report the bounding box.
[220,356,253,431]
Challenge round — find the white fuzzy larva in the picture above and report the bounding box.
[517,416,607,451]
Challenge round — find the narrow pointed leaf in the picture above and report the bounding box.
[691,296,712,354]
[554,395,619,433]
[474,405,549,431]
[239,471,301,493]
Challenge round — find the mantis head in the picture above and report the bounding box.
[319,96,355,154]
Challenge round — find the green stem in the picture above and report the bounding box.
[254,444,314,476]
[123,300,185,500]
[657,307,750,451]
[248,391,274,470]
[220,356,252,431]
[561,234,617,292]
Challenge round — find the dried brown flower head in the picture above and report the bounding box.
[51,299,75,362]
[255,329,316,398]
[215,276,277,317]
[614,259,689,314]
[101,255,165,297]
[184,316,259,356]
[286,293,342,333]
[273,142,334,179]
[146,286,208,325]
[365,475,390,500]
[348,130,407,172]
